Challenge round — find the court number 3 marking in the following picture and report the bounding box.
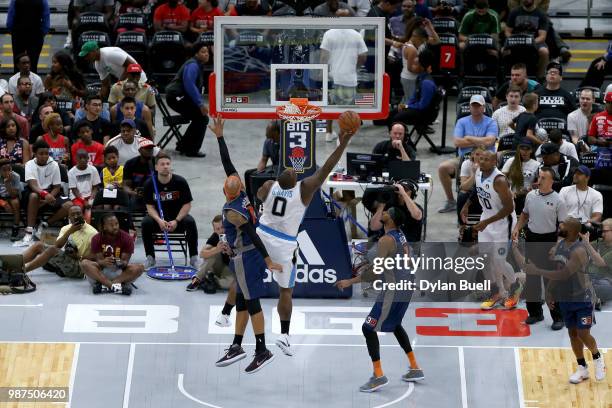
[272,196,287,217]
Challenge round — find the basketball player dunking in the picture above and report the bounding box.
[210,116,284,374]
[256,124,357,356]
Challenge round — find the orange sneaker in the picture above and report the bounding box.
[504,280,523,309]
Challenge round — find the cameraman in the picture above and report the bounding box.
[369,181,423,243]
[22,206,97,279]
[582,218,612,306]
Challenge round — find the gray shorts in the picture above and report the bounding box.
[331,84,356,105]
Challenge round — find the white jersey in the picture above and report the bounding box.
[476,167,506,219]
[259,181,308,239]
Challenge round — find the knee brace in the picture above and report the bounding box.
[235,293,247,312]
[246,298,262,315]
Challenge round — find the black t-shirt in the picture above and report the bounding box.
[144,174,193,221]
[262,138,280,166]
[373,140,417,163]
[512,112,538,148]
[206,232,230,265]
[235,4,269,15]
[507,7,548,35]
[534,85,576,120]
[123,156,152,190]
[29,123,45,144]
[72,117,113,143]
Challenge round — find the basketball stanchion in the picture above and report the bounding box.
[146,166,197,280]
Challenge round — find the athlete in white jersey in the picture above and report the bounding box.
[256,125,358,356]
[460,151,523,310]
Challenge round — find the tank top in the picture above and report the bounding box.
[258,181,307,240]
[42,133,67,163]
[222,191,258,252]
[0,138,24,164]
[552,239,594,303]
[476,167,506,219]
[401,42,419,80]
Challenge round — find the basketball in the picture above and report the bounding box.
[338,110,361,133]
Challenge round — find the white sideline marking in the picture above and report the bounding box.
[177,374,223,408]
[0,303,43,307]
[458,347,468,408]
[514,348,526,408]
[372,382,415,408]
[122,344,136,408]
[66,343,80,408]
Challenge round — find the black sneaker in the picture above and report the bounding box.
[10,226,20,242]
[92,282,103,294]
[524,315,544,325]
[244,349,275,374]
[551,320,565,331]
[186,277,201,292]
[215,344,246,367]
[121,284,132,296]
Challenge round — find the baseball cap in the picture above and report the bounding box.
[518,138,533,147]
[575,165,591,177]
[469,94,485,105]
[78,41,99,57]
[127,64,143,73]
[605,91,612,103]
[138,138,155,149]
[540,143,559,155]
[120,119,136,128]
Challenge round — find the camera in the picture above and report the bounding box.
[74,216,85,226]
[581,222,602,241]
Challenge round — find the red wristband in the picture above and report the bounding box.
[39,190,49,199]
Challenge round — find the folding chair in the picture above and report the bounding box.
[153,232,188,265]
[155,92,189,149]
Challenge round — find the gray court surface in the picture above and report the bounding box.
[1,247,610,408]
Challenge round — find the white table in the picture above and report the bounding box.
[323,175,433,241]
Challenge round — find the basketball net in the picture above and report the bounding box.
[277,98,321,173]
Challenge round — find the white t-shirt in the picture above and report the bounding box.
[559,185,603,223]
[105,134,160,165]
[0,79,8,97]
[8,72,44,95]
[492,105,526,137]
[460,159,475,178]
[535,141,578,162]
[24,158,61,190]
[320,29,368,87]
[567,108,590,139]
[68,164,101,199]
[501,157,540,191]
[95,47,147,83]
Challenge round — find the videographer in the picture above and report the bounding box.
[369,181,423,243]
[22,206,97,279]
[582,218,612,306]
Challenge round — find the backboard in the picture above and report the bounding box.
[210,17,389,120]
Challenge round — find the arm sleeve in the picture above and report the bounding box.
[180,177,193,203]
[454,119,466,138]
[217,137,238,177]
[90,234,101,255]
[557,199,568,222]
[593,191,604,214]
[182,63,204,107]
[239,222,269,259]
[486,118,499,138]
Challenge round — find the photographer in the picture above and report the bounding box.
[582,218,612,306]
[369,181,423,243]
[22,206,97,279]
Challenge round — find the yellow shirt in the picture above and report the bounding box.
[57,223,98,259]
[102,166,124,188]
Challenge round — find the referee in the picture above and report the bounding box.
[512,167,568,330]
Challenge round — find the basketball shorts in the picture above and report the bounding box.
[231,248,267,300]
[558,301,595,329]
[257,226,298,289]
[364,292,410,333]
[479,216,516,260]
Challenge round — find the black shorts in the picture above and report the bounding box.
[23,187,71,210]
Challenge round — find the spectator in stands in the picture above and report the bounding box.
[94,145,129,210]
[567,88,595,146]
[14,76,38,124]
[68,149,101,219]
[347,0,372,17]
[492,63,539,109]
[109,64,156,113]
[368,0,401,48]
[189,0,224,41]
[0,158,23,241]
[0,78,8,98]
[113,0,154,28]
[438,94,498,213]
[110,94,153,139]
[314,0,354,16]
[142,153,199,269]
[29,105,53,143]
[78,41,147,100]
[8,53,45,96]
[534,62,575,120]
[72,94,113,144]
[538,142,579,192]
[457,146,485,224]
[458,0,500,54]
[399,23,440,103]
[535,129,578,162]
[166,42,210,157]
[373,122,416,163]
[559,166,603,225]
[0,117,30,166]
[504,0,549,79]
[73,0,114,24]
[502,138,539,214]
[23,206,98,278]
[7,0,50,73]
[71,122,105,167]
[16,140,74,247]
[81,212,144,295]
[44,51,87,100]
[584,218,612,305]
[123,141,155,213]
[106,120,160,166]
[0,94,29,139]
[34,93,73,133]
[39,113,70,165]
[586,91,612,150]
[232,0,271,15]
[492,85,526,138]
[511,92,539,148]
[580,41,612,90]
[389,0,432,38]
[153,0,190,34]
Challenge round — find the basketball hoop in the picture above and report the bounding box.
[276,98,322,123]
[288,146,306,173]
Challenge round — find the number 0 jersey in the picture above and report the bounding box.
[258,181,307,239]
[476,167,506,219]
